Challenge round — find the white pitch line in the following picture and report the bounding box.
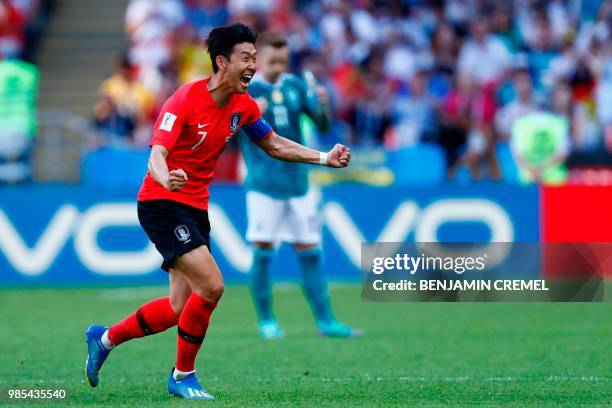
[1,375,609,385]
[250,375,611,383]
[544,376,611,382]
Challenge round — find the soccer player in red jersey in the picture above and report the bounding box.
[84,23,350,400]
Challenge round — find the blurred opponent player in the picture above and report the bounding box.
[84,24,351,400]
[240,33,362,339]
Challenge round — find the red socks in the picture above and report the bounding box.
[105,293,217,373]
[107,297,179,346]
[175,293,217,372]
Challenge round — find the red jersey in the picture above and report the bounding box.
[138,78,271,210]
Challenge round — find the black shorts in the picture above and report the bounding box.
[138,199,211,272]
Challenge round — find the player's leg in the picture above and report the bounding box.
[284,189,332,321]
[85,199,206,389]
[169,266,192,314]
[285,189,363,338]
[84,270,186,387]
[167,244,222,400]
[245,190,286,338]
[105,279,183,346]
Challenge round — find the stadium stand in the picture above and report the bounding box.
[80,0,612,186]
[6,0,610,186]
[32,0,127,182]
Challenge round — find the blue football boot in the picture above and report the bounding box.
[168,369,215,401]
[85,325,111,387]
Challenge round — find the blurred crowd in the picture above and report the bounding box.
[0,0,50,182]
[94,0,612,181]
[0,0,52,61]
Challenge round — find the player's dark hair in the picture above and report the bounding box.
[258,32,288,49]
[206,23,257,73]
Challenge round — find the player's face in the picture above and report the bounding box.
[227,42,257,93]
[259,45,289,83]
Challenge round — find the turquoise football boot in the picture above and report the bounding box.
[317,320,364,338]
[258,319,285,339]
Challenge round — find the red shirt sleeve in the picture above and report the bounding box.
[243,95,263,125]
[241,95,273,142]
[150,90,190,151]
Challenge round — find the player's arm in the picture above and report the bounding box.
[243,96,349,167]
[148,144,188,191]
[148,89,190,191]
[257,131,350,168]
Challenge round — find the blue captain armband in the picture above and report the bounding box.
[243,117,273,142]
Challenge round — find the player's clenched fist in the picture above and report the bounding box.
[327,143,351,168]
[167,169,188,191]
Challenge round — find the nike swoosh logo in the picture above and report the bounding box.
[198,123,209,129]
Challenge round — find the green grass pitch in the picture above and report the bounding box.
[0,284,610,407]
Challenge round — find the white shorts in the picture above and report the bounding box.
[246,189,321,245]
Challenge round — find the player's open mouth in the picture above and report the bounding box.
[240,74,253,87]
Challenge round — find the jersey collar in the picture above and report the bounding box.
[202,77,235,109]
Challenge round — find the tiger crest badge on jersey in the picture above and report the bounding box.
[230,112,241,132]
